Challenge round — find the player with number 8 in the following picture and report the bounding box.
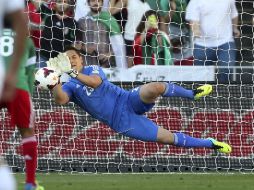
[0,27,44,190]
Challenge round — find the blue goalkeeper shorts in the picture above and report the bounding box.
[113,87,159,142]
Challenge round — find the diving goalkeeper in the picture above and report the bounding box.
[48,46,232,153]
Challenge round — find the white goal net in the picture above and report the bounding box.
[0,0,253,173]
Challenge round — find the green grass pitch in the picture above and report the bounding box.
[16,173,254,190]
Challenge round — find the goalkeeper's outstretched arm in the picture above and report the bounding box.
[76,74,102,88]
[52,74,101,105]
[52,73,101,105]
[52,84,70,105]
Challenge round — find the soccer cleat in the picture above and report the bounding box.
[208,138,232,154]
[35,184,44,190]
[25,182,44,190]
[194,84,213,100]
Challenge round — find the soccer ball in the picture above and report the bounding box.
[34,67,59,90]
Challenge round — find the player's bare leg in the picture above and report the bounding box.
[19,128,34,138]
[156,127,174,144]
[139,82,165,103]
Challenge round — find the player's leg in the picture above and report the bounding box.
[122,115,231,154]
[217,42,236,83]
[157,128,231,154]
[139,82,195,104]
[8,89,43,190]
[139,82,213,104]
[18,128,39,190]
[121,102,231,154]
[193,44,217,66]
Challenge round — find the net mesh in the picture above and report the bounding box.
[1,83,254,173]
[0,0,254,173]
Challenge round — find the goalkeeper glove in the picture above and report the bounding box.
[46,57,62,76]
[46,53,79,78]
[57,53,79,78]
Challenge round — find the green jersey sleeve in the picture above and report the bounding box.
[25,37,37,95]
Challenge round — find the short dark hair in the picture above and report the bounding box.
[64,46,82,57]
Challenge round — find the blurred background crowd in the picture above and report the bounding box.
[23,0,253,82]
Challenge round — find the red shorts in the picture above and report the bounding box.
[0,89,34,128]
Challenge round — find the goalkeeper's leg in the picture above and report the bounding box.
[157,127,232,154]
[119,110,231,154]
[139,82,212,104]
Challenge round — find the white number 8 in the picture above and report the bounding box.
[0,36,14,57]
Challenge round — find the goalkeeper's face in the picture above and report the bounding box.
[66,50,84,72]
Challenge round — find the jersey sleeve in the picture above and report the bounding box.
[4,0,24,14]
[26,64,36,95]
[85,66,107,80]
[25,38,37,94]
[26,38,36,67]
[185,0,200,22]
[62,82,74,100]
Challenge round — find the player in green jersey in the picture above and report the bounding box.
[0,28,44,190]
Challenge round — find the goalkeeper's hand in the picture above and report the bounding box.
[46,57,62,76]
[46,53,79,78]
[57,53,79,78]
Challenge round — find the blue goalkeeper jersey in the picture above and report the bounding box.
[62,65,129,127]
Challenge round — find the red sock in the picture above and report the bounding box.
[22,136,37,185]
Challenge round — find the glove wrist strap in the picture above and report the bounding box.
[68,69,79,78]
